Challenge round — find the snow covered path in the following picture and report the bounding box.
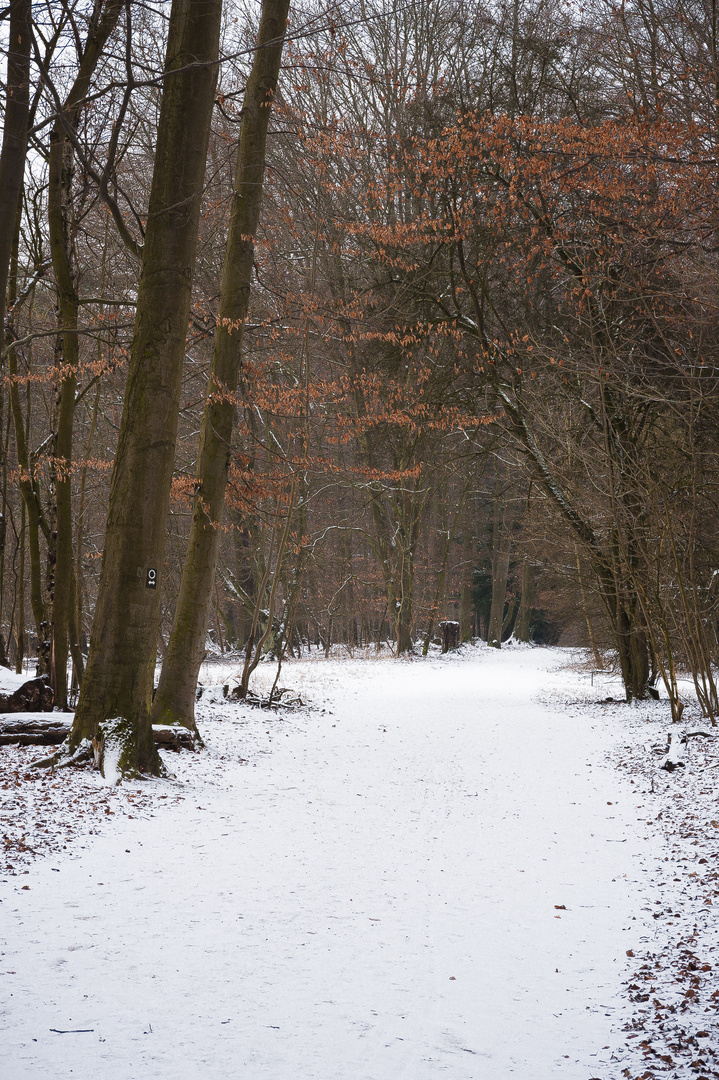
[2,648,660,1079]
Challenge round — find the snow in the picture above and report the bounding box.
[95,717,146,787]
[99,729,123,787]
[0,666,31,695]
[1,645,718,1079]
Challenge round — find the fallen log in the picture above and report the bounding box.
[151,724,198,751]
[0,714,70,745]
[0,715,198,751]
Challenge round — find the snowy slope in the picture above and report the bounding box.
[0,666,31,695]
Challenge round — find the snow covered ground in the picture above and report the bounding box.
[1,645,717,1079]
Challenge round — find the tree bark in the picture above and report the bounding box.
[1,0,33,668]
[459,500,474,642]
[151,0,290,729]
[575,544,602,666]
[69,0,222,775]
[0,0,31,339]
[48,0,124,709]
[15,498,26,673]
[487,488,513,648]
[394,522,416,655]
[0,407,7,670]
[382,486,422,656]
[7,202,52,672]
[514,556,534,642]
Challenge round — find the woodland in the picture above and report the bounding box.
[1,0,719,775]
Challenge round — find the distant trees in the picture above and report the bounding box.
[268,29,719,702]
[427,112,718,703]
[2,0,719,754]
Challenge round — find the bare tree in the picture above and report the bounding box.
[68,0,223,776]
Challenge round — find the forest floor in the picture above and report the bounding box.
[0,644,718,1080]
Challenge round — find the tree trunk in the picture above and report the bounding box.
[575,544,602,666]
[69,0,222,775]
[237,485,296,698]
[390,489,422,656]
[151,0,290,729]
[48,0,124,709]
[459,502,474,642]
[495,386,650,698]
[7,203,52,673]
[0,0,31,672]
[613,595,650,702]
[0,0,31,339]
[487,491,513,648]
[15,498,26,674]
[0,274,9,673]
[514,557,534,642]
[441,620,460,652]
[394,545,415,655]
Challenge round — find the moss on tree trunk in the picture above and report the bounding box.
[151,0,291,729]
[69,0,222,776]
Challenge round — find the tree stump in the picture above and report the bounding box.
[440,620,460,653]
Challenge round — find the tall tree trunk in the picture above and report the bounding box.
[237,483,296,698]
[395,552,414,654]
[459,499,474,642]
[514,556,534,642]
[612,589,650,702]
[422,493,445,655]
[487,489,513,648]
[575,544,602,666]
[0,346,9,668]
[0,0,31,338]
[496,385,650,698]
[15,498,26,674]
[0,0,31,671]
[69,0,222,774]
[7,200,51,673]
[392,491,421,655]
[151,0,290,729]
[422,485,467,654]
[228,510,256,647]
[48,0,124,709]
